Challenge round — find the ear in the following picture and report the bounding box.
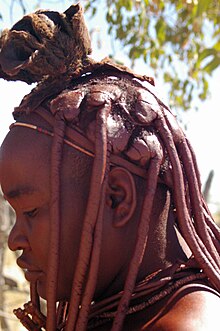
[106,167,137,228]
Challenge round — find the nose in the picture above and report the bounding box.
[8,222,29,251]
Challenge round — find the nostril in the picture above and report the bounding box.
[8,227,29,251]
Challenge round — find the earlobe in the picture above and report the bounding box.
[106,167,137,228]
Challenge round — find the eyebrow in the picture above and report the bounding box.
[4,186,36,199]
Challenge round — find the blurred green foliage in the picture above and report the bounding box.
[85,0,220,110]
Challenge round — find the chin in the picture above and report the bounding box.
[37,282,70,302]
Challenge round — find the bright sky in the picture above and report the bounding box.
[0,1,219,213]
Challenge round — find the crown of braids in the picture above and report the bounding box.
[1,5,220,331]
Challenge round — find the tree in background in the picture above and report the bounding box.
[1,0,219,111]
[86,0,220,111]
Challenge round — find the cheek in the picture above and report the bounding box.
[59,184,87,261]
[29,213,51,269]
[56,194,86,298]
[59,207,84,271]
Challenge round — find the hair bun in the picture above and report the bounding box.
[0,4,92,84]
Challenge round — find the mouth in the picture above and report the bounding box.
[17,258,44,282]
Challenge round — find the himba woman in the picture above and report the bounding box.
[0,4,220,331]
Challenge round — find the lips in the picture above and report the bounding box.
[17,257,44,282]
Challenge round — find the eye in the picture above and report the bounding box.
[24,208,38,218]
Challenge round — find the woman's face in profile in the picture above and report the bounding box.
[0,121,91,300]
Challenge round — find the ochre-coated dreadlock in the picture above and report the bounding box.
[1,4,220,331]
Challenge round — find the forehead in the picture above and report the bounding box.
[0,116,93,199]
[0,123,51,167]
[0,126,51,198]
[1,112,52,157]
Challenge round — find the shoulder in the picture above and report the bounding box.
[142,283,220,331]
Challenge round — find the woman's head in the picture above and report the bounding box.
[0,91,152,302]
[1,4,220,330]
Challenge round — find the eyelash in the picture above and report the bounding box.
[24,208,38,218]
